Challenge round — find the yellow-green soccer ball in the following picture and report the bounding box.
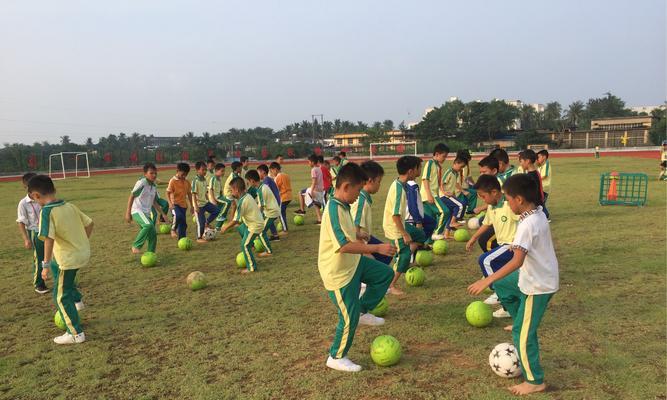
[54,311,66,330]
[405,266,425,287]
[293,215,305,226]
[159,224,171,234]
[453,229,471,242]
[370,335,402,367]
[236,252,246,268]
[186,271,207,291]
[140,251,157,267]
[369,297,389,317]
[177,237,193,250]
[254,238,265,252]
[415,250,433,267]
[192,215,197,224]
[432,239,448,255]
[466,300,493,328]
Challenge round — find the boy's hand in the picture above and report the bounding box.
[402,232,412,245]
[474,206,485,214]
[124,212,132,224]
[467,278,490,295]
[416,223,423,229]
[23,238,32,249]
[357,231,370,242]
[374,243,396,257]
[465,238,476,252]
[41,262,50,280]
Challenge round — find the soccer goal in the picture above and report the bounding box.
[369,141,418,160]
[49,152,90,180]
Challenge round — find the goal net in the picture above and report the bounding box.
[369,141,418,160]
[49,152,90,180]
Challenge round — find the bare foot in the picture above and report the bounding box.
[503,325,513,332]
[278,231,288,237]
[170,231,177,239]
[509,382,546,396]
[388,286,405,296]
[450,221,463,228]
[258,252,272,258]
[131,247,141,254]
[196,239,207,244]
[240,269,253,274]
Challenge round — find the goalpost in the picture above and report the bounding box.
[49,152,90,180]
[369,141,418,160]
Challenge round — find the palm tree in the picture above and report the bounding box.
[565,101,585,129]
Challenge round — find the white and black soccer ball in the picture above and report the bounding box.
[467,217,480,230]
[203,228,217,241]
[488,342,522,378]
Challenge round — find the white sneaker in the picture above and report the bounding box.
[483,293,499,305]
[431,233,445,241]
[359,313,385,326]
[493,308,511,318]
[326,355,362,372]
[75,301,85,311]
[53,332,86,344]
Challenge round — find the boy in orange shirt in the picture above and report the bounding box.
[270,161,292,234]
[166,162,193,239]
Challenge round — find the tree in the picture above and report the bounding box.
[519,105,538,131]
[542,102,563,131]
[60,135,71,145]
[564,101,585,129]
[649,108,666,145]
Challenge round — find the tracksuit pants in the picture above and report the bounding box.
[51,262,83,336]
[368,235,392,265]
[237,223,259,271]
[478,226,498,252]
[132,211,157,252]
[195,202,220,238]
[465,188,478,213]
[279,200,290,232]
[29,230,46,288]
[259,217,276,254]
[171,205,187,239]
[390,238,411,274]
[214,197,234,229]
[423,198,449,235]
[327,256,394,359]
[442,195,467,229]
[478,244,513,289]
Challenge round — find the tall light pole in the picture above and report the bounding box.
[312,114,323,145]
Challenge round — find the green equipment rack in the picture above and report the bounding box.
[599,172,648,206]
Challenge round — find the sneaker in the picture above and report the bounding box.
[75,301,85,311]
[484,293,499,305]
[493,308,511,318]
[315,221,322,225]
[294,210,306,215]
[359,313,385,326]
[53,332,86,345]
[431,233,445,241]
[456,219,466,224]
[269,235,280,241]
[326,355,362,372]
[35,285,49,294]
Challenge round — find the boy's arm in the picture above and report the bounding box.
[187,193,194,213]
[125,194,135,223]
[18,222,31,249]
[392,214,411,244]
[422,178,435,203]
[467,248,525,295]
[85,221,94,238]
[309,177,317,193]
[339,240,395,257]
[466,224,490,251]
[152,198,168,221]
[41,237,54,280]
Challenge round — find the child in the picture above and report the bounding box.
[295,154,324,223]
[350,161,391,264]
[30,175,93,344]
[465,175,519,319]
[240,155,250,175]
[221,161,243,223]
[16,172,49,294]
[420,143,450,240]
[519,150,549,219]
[318,162,395,372]
[245,170,278,257]
[320,156,333,204]
[468,173,559,396]
[192,161,220,242]
[270,162,292,234]
[275,154,284,165]
[457,149,478,214]
[491,148,515,183]
[475,155,502,251]
[405,179,436,245]
[661,141,667,181]
[440,157,468,236]
[220,177,264,273]
[337,151,348,166]
[207,163,229,230]
[205,158,216,182]
[125,163,168,254]
[536,150,552,209]
[384,155,422,295]
[166,162,193,239]
[257,164,281,241]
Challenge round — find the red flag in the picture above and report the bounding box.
[181,151,189,161]
[155,151,164,163]
[129,151,138,164]
[207,149,214,157]
[234,150,241,158]
[396,144,405,154]
[103,152,112,163]
[261,147,269,160]
[287,148,295,158]
[314,146,322,156]
[370,145,377,155]
[27,154,37,169]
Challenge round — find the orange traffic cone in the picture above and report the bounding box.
[607,171,619,201]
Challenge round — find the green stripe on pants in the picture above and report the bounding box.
[51,263,82,335]
[238,223,258,271]
[391,238,411,273]
[328,256,394,358]
[30,230,45,288]
[405,223,426,244]
[259,217,276,254]
[423,199,449,235]
[215,197,233,229]
[494,271,553,385]
[132,212,157,252]
[464,188,478,212]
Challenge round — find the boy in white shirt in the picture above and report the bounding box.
[467,173,558,396]
[16,172,49,294]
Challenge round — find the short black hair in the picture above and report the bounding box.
[28,174,55,195]
[456,149,471,161]
[503,174,539,205]
[338,151,347,157]
[177,162,190,173]
[240,156,249,163]
[333,156,341,163]
[397,155,422,175]
[490,148,509,164]
[245,169,260,182]
[229,176,246,192]
[308,154,319,163]
[433,143,449,155]
[215,163,225,171]
[269,162,281,171]
[537,149,549,158]
[453,156,468,165]
[22,172,37,184]
[519,149,537,163]
[257,164,269,174]
[206,158,215,165]
[335,162,367,189]
[276,154,283,158]
[317,155,325,163]
[360,160,384,180]
[194,161,206,170]
[474,174,501,192]
[231,161,243,171]
[478,155,499,171]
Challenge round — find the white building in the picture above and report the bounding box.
[629,105,665,115]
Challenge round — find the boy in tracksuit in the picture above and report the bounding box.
[16,172,49,294]
[468,173,559,396]
[405,179,436,244]
[439,157,468,236]
[207,163,228,230]
[270,162,292,234]
[166,163,193,239]
[319,162,395,372]
[125,163,168,254]
[536,149,552,211]
[30,175,93,345]
[245,169,279,257]
[192,161,220,242]
[420,143,450,240]
[257,164,281,241]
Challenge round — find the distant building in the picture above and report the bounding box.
[503,99,545,130]
[332,132,367,149]
[629,105,665,115]
[590,116,653,131]
[147,136,180,147]
[386,130,416,143]
[550,116,655,148]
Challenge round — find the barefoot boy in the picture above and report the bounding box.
[125,163,168,254]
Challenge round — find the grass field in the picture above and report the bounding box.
[0,156,665,400]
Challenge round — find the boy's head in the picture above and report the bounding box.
[473,174,503,206]
[518,149,537,170]
[206,158,215,170]
[269,162,281,176]
[143,163,157,182]
[22,172,37,189]
[360,160,384,194]
[257,164,269,179]
[536,149,549,166]
[176,162,191,179]
[28,174,56,205]
[490,148,510,172]
[335,162,367,204]
[451,156,467,171]
[245,169,261,186]
[478,155,499,176]
[194,161,207,176]
[229,176,247,199]
[397,155,422,180]
[432,143,449,163]
[503,174,539,214]
[317,155,325,165]
[214,163,226,177]
[231,161,243,173]
[323,160,330,168]
[332,156,341,166]
[456,149,471,163]
[307,154,319,167]
[338,151,347,159]
[240,156,249,169]
[276,154,284,163]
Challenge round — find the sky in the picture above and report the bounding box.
[0,0,665,145]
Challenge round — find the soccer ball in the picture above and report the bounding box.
[54,311,66,330]
[432,240,447,255]
[293,215,305,226]
[477,211,486,220]
[405,266,425,287]
[415,250,433,267]
[453,229,471,242]
[203,228,217,241]
[467,217,480,230]
[489,343,522,378]
[186,271,207,291]
[178,237,193,250]
[159,224,171,234]
[254,238,265,252]
[370,335,402,367]
[236,252,246,268]
[466,301,493,328]
[369,297,388,317]
[275,220,283,230]
[140,251,157,267]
